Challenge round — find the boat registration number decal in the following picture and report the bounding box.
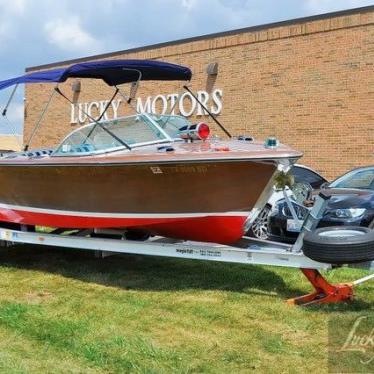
[150,166,163,174]
[150,166,208,174]
[169,166,208,174]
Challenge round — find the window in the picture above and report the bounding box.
[330,168,374,190]
[290,166,326,189]
[151,115,193,139]
[53,115,169,156]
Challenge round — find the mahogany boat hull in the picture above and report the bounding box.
[0,158,278,244]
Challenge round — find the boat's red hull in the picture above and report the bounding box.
[0,205,247,244]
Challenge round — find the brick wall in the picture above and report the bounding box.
[24,7,374,180]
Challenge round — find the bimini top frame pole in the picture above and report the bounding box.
[54,85,132,151]
[24,86,58,151]
[183,85,232,138]
[0,84,23,149]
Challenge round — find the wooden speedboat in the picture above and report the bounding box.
[0,60,302,243]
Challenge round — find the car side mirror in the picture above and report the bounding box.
[320,182,329,189]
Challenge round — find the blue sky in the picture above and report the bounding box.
[0,0,372,135]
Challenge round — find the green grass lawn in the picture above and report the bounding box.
[0,244,371,373]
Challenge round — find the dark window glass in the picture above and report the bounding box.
[290,166,326,189]
[330,169,374,190]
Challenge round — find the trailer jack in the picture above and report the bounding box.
[287,268,354,306]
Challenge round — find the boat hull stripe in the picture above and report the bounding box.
[0,203,249,219]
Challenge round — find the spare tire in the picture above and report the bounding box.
[303,226,374,264]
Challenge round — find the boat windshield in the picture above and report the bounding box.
[53,114,195,156]
[151,114,192,138]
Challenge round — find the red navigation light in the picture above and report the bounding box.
[197,123,210,141]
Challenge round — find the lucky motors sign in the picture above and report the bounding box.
[70,89,223,124]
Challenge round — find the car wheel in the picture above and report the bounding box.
[303,226,374,264]
[248,205,271,240]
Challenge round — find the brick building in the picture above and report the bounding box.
[24,6,373,179]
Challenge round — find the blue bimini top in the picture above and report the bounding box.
[0,59,192,91]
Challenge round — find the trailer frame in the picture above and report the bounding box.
[0,192,372,305]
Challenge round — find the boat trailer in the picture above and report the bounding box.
[0,193,372,306]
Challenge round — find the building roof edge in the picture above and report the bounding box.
[26,5,374,72]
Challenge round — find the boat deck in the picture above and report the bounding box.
[0,140,302,165]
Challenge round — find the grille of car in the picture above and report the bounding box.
[282,203,309,220]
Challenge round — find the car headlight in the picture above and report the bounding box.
[331,208,366,218]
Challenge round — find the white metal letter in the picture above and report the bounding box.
[196,91,209,116]
[167,93,179,115]
[78,103,88,124]
[88,101,100,120]
[151,94,168,115]
[136,96,152,113]
[211,89,223,115]
[179,92,196,117]
[70,104,78,124]
[111,99,122,119]
[99,100,109,120]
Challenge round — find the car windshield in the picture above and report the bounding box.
[329,168,374,190]
[53,114,193,156]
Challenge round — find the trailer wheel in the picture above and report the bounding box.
[303,226,374,264]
